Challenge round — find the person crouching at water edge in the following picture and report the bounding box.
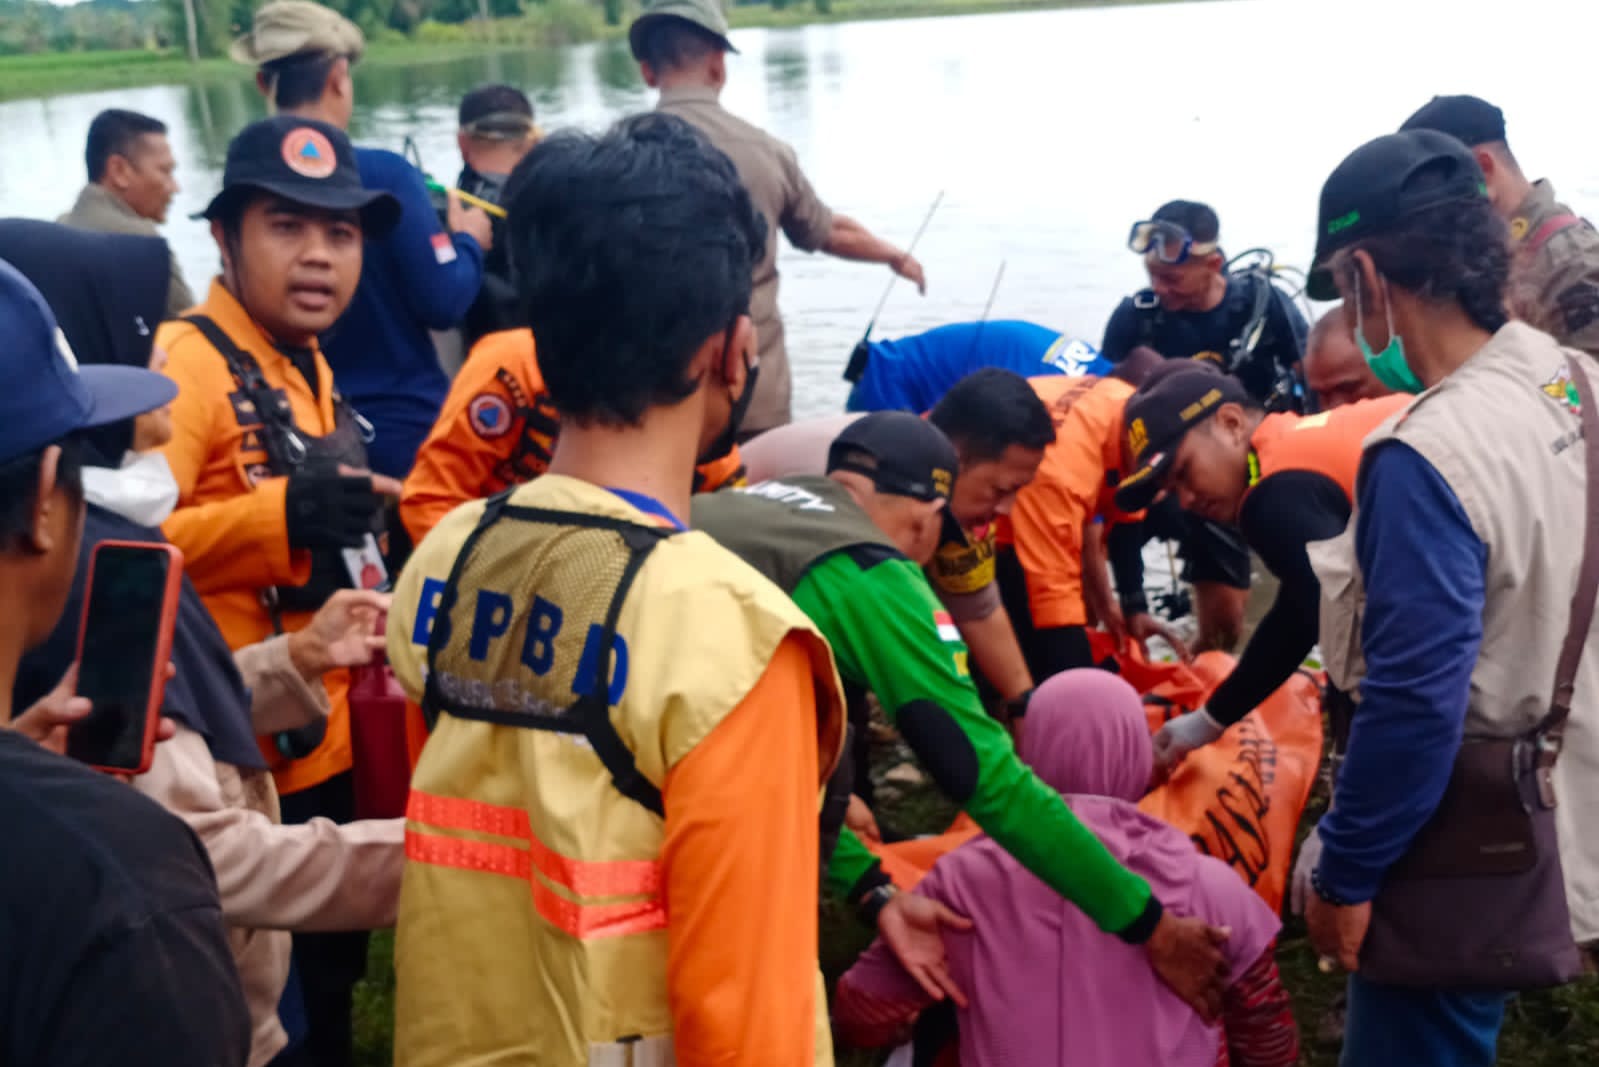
[153,115,402,1067]
[388,113,964,1067]
[835,669,1299,1067]
[1305,129,1599,1063]
[1109,362,1406,771]
[694,409,1238,1024]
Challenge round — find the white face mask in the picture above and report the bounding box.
[82,450,180,528]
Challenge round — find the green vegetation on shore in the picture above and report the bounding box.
[0,0,1169,102]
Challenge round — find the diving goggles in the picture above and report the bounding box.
[1127,219,1219,265]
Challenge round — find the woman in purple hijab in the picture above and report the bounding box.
[835,669,1300,1067]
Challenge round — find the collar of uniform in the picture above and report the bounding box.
[508,472,688,530]
[657,85,723,108]
[1510,179,1561,243]
[75,182,149,227]
[192,276,333,394]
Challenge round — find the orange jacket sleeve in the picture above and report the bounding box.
[157,330,307,596]
[400,333,536,545]
[662,635,821,1066]
[1009,463,1091,629]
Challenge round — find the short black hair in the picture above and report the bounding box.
[262,51,341,111]
[460,83,533,128]
[504,112,766,427]
[85,109,167,184]
[1332,165,1510,336]
[1152,199,1220,244]
[0,438,84,547]
[928,368,1055,463]
[638,19,726,72]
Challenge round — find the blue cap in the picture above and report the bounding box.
[0,258,178,465]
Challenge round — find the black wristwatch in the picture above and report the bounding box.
[858,883,899,929]
[1003,687,1036,722]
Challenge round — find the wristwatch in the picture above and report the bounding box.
[1310,868,1356,908]
[858,883,899,929]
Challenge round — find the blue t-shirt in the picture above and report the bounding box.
[321,147,486,479]
[846,320,1109,413]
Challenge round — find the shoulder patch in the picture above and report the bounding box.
[469,393,513,438]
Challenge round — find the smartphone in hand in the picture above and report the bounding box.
[67,541,183,775]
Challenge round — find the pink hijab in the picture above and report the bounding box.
[843,669,1281,1067]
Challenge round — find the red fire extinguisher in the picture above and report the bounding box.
[348,615,411,820]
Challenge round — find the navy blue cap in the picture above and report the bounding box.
[827,411,958,503]
[0,258,177,465]
[1400,95,1507,149]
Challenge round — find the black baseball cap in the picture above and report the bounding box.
[0,258,176,465]
[1306,129,1488,301]
[198,115,400,237]
[1400,94,1507,148]
[459,83,535,137]
[1114,361,1248,513]
[827,411,958,504]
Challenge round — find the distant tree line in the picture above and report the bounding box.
[0,0,563,57]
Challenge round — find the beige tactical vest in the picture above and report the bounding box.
[1312,323,1599,942]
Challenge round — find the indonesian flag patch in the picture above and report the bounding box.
[934,611,960,643]
[431,232,458,265]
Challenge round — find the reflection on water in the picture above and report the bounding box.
[4,0,1599,420]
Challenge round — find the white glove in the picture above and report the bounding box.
[1151,707,1226,770]
[1290,824,1323,917]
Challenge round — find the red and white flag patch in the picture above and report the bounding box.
[431,232,458,265]
[934,611,961,643]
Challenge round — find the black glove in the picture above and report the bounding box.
[285,471,381,550]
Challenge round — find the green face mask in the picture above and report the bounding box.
[1355,273,1425,394]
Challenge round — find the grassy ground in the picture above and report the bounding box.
[346,722,1599,1066]
[0,0,1185,102]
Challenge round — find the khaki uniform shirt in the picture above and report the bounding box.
[1508,180,1599,357]
[656,86,835,433]
[59,183,195,319]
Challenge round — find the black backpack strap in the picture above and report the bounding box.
[420,496,672,817]
[180,314,307,473]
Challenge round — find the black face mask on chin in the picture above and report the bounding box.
[698,360,759,466]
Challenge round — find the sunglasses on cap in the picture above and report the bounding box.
[1127,219,1219,265]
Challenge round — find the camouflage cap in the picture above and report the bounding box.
[629,0,738,62]
[230,0,365,66]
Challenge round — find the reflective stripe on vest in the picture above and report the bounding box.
[406,790,667,940]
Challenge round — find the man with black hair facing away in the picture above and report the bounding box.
[1402,94,1599,359]
[389,113,972,1067]
[155,114,402,1067]
[630,0,927,438]
[696,408,1237,1031]
[0,258,251,1067]
[1100,200,1308,654]
[454,83,540,348]
[233,0,494,480]
[60,107,193,317]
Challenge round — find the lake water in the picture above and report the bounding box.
[3,0,1599,419]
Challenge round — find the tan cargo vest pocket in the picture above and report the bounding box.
[1308,526,1365,698]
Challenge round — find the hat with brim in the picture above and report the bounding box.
[198,181,401,239]
[629,0,738,62]
[230,0,365,65]
[1113,360,1248,513]
[194,115,401,239]
[1307,129,1488,301]
[79,364,180,428]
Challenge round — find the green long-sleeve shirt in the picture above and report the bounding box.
[804,550,1159,938]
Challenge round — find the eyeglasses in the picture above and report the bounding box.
[1127,220,1219,265]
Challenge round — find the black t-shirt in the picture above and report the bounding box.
[0,730,250,1067]
[1100,272,1309,404]
[1205,469,1351,724]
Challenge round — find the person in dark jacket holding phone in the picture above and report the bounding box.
[0,257,251,1067]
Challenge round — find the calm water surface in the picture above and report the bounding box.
[3,0,1599,418]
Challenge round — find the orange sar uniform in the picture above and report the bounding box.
[156,280,352,794]
[388,475,846,1065]
[999,375,1140,630]
[400,328,747,544]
